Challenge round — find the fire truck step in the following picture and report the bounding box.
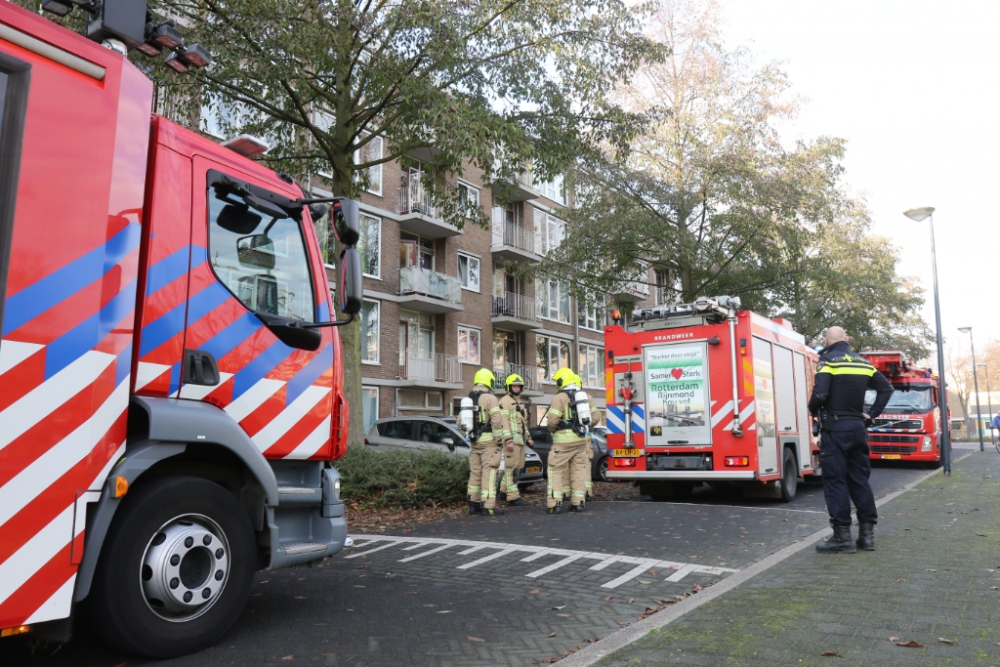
[280,542,328,556]
[277,486,323,506]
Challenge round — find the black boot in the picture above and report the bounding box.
[508,497,528,507]
[569,503,585,513]
[815,525,856,554]
[547,503,563,514]
[498,491,508,502]
[480,506,505,516]
[468,501,482,515]
[856,523,875,551]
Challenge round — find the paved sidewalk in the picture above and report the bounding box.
[588,451,1000,667]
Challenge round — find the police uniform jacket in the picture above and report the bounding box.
[807,340,893,424]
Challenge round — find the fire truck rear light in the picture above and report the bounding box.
[922,436,932,452]
[113,476,129,498]
[725,456,749,467]
[617,458,637,467]
[1,625,30,637]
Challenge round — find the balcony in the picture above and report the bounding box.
[498,170,541,202]
[399,353,463,390]
[490,220,539,263]
[491,292,541,331]
[399,266,463,314]
[612,276,651,302]
[397,176,460,238]
[493,363,543,397]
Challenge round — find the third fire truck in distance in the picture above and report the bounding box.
[862,351,944,466]
[604,297,820,502]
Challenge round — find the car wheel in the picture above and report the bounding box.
[779,448,798,502]
[595,456,608,483]
[87,476,256,658]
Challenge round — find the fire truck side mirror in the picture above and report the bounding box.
[338,247,363,315]
[255,313,322,352]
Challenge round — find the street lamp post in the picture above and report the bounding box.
[958,327,983,451]
[903,207,951,474]
[980,362,993,441]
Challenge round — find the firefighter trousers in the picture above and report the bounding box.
[500,443,526,500]
[547,441,589,508]
[468,441,502,509]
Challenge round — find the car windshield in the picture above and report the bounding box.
[865,386,933,414]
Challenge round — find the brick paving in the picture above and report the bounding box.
[591,450,1000,667]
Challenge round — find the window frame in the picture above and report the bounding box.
[540,279,570,324]
[536,334,573,384]
[457,252,481,293]
[457,325,481,365]
[457,179,480,218]
[578,343,605,388]
[399,390,444,410]
[355,133,383,196]
[360,298,381,364]
[362,386,379,435]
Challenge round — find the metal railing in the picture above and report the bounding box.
[399,266,462,304]
[491,292,538,322]
[491,220,536,254]
[398,173,435,217]
[400,353,462,384]
[493,363,540,393]
[614,277,651,299]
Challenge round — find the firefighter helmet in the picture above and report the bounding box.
[552,367,575,389]
[505,373,524,390]
[574,373,584,388]
[473,368,496,388]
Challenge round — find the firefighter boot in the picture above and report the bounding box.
[468,501,482,515]
[815,525,856,554]
[508,497,528,507]
[498,491,508,502]
[547,503,563,515]
[569,502,585,513]
[856,523,875,551]
[480,506,505,516]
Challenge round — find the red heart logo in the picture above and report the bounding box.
[671,368,684,380]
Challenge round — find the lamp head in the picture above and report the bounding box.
[958,327,972,334]
[903,206,935,222]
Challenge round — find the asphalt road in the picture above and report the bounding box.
[6,457,953,667]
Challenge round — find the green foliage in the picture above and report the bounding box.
[337,446,470,509]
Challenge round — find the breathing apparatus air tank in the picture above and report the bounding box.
[572,390,592,427]
[459,396,474,433]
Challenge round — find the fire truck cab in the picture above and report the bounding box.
[604,297,820,502]
[862,351,944,466]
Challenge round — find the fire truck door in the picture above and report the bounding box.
[772,345,798,474]
[752,338,779,475]
[642,342,712,447]
[792,352,812,472]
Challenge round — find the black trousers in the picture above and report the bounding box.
[820,420,877,526]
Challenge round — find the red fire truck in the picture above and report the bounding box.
[0,1,361,656]
[862,351,944,466]
[604,297,820,502]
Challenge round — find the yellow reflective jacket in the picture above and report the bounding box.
[499,394,530,445]
[473,385,507,446]
[545,391,586,446]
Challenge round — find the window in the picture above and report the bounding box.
[579,344,605,388]
[536,335,572,383]
[578,296,602,331]
[538,279,570,323]
[399,390,443,410]
[539,174,566,205]
[315,209,380,278]
[379,419,414,439]
[654,268,670,305]
[355,134,383,196]
[534,213,566,255]
[208,177,315,322]
[400,310,434,363]
[418,420,465,447]
[361,299,380,363]
[400,232,435,270]
[362,387,379,435]
[457,253,480,292]
[458,326,481,364]
[458,181,480,217]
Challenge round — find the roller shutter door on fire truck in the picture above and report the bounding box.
[753,338,779,474]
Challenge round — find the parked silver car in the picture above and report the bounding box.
[364,416,544,488]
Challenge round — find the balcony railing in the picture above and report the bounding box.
[491,292,538,322]
[399,266,461,304]
[400,353,463,385]
[491,221,536,255]
[493,363,540,393]
[398,173,435,217]
[613,276,651,301]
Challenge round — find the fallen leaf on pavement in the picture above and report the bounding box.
[530,589,540,594]
[468,636,485,643]
[649,569,657,576]
[548,632,557,638]
[604,595,613,601]
[638,580,652,585]
[888,637,899,642]
[557,613,571,617]
[541,658,559,664]
[281,657,294,661]
[422,604,436,607]
[938,638,954,645]
[550,605,566,610]
[896,640,924,648]
[820,651,841,657]
[638,606,665,621]
[894,578,907,582]
[976,533,988,537]
[437,610,452,614]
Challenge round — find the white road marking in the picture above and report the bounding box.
[345,534,738,586]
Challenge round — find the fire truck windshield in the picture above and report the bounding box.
[865,386,933,414]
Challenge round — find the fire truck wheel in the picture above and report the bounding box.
[87,476,256,658]
[779,449,798,502]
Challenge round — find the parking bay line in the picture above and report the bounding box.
[347,534,739,585]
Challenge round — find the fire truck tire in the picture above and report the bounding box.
[779,449,798,502]
[87,476,256,658]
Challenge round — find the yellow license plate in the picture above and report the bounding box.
[613,449,642,457]
[881,454,901,460]
[526,466,541,474]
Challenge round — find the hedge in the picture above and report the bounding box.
[337,446,470,509]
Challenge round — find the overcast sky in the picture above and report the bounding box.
[719,0,999,364]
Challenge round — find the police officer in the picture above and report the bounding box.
[498,374,531,507]
[809,326,893,553]
[545,368,589,513]
[466,368,509,516]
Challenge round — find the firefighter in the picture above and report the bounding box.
[572,374,602,502]
[544,368,590,513]
[465,368,509,516]
[498,374,531,507]
[808,326,893,553]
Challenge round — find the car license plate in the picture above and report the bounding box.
[881,454,901,460]
[613,449,641,457]
[526,466,541,474]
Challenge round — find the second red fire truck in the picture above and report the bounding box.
[604,296,820,501]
